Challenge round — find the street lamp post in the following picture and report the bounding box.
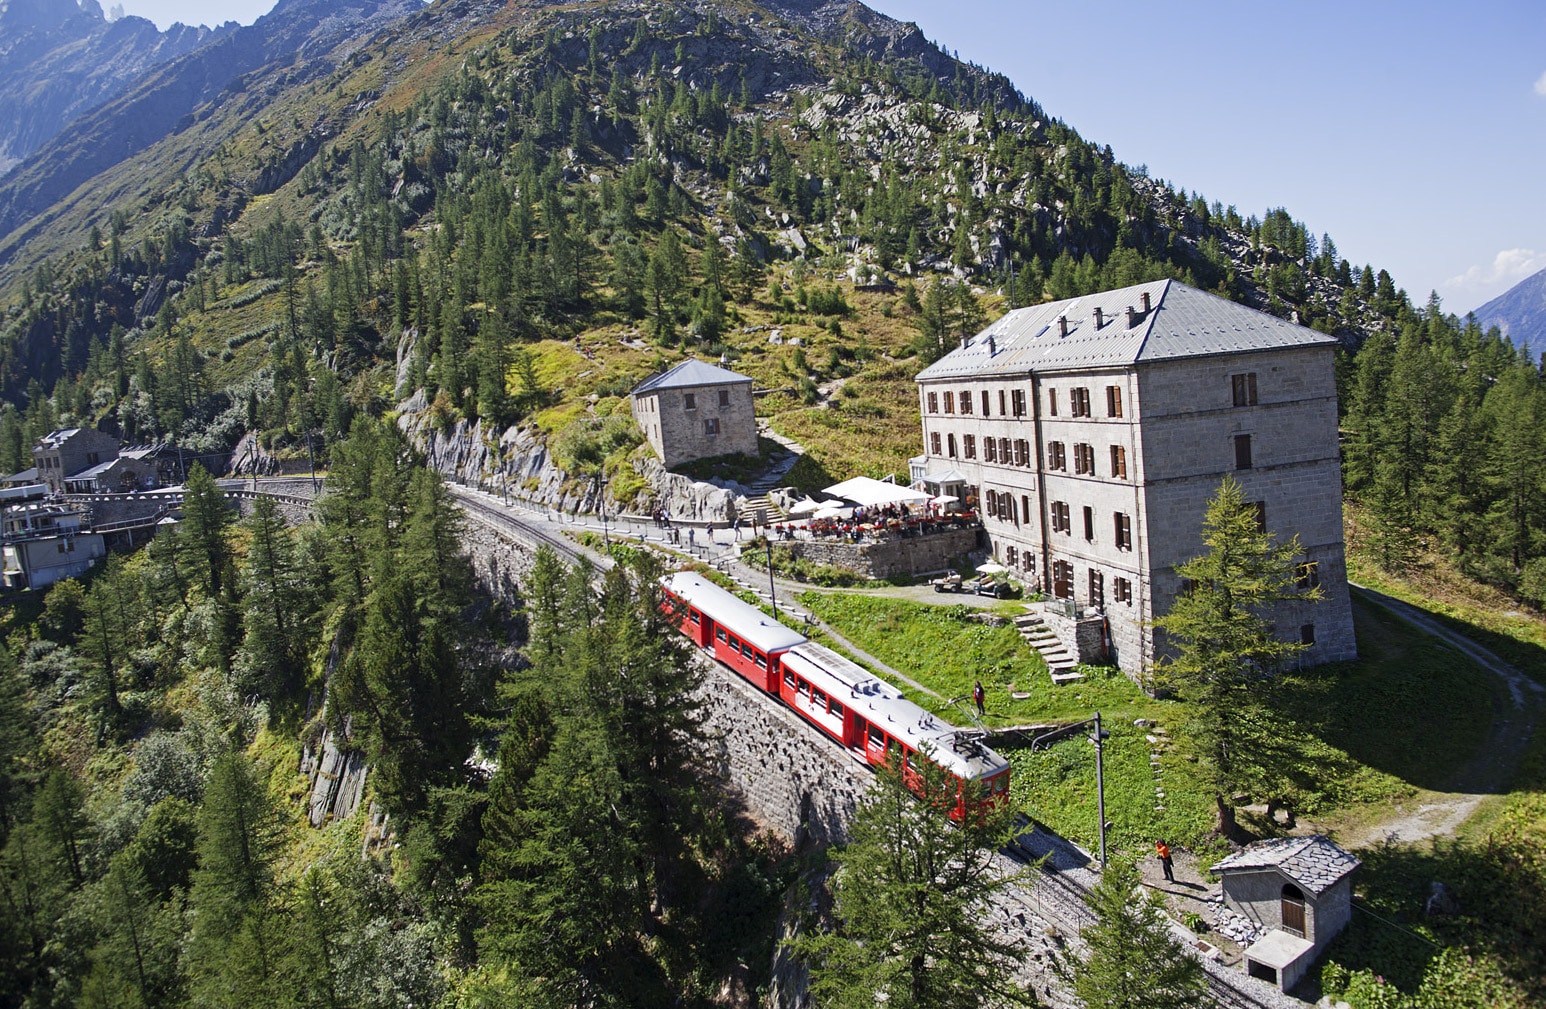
[1092,710,1111,867]
[765,537,778,618]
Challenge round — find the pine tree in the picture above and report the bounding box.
[1153,476,1318,836]
[1070,858,1208,1009]
[791,751,1032,1009]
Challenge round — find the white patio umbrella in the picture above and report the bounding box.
[931,494,959,504]
[976,562,1009,575]
[813,504,852,520]
[786,496,823,516]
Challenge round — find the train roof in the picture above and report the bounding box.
[783,641,1010,782]
[661,571,808,654]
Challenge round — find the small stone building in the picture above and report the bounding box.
[32,427,119,494]
[1212,835,1360,992]
[631,359,757,468]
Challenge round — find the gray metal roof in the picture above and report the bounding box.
[1211,835,1360,895]
[632,358,753,394]
[915,279,1335,382]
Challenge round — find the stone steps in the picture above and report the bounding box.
[1015,611,1085,684]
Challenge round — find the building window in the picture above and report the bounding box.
[959,389,972,415]
[1047,388,1059,416]
[1110,445,1128,479]
[1114,512,1133,550]
[1106,385,1123,418]
[1071,387,1092,417]
[998,389,1007,415]
[704,418,721,436]
[1002,492,1018,523]
[1052,560,1074,598]
[1089,570,1104,608]
[1232,372,1259,407]
[963,434,976,460]
[684,393,697,411]
[1253,501,1267,532]
[1022,495,1032,525]
[931,432,942,455]
[1074,443,1095,475]
[981,390,991,416]
[718,389,731,408]
[928,391,939,413]
[1048,441,1066,471]
[1179,577,1198,597]
[1297,561,1321,590]
[1015,439,1031,467]
[1083,505,1095,541]
[985,492,997,518]
[1050,501,1071,534]
[1011,389,1027,417]
[1113,577,1132,605]
[1234,433,1253,470]
[1300,624,1316,646]
[999,438,1012,463]
[1022,551,1036,574]
[1006,545,1018,566]
[984,438,998,463]
[947,434,958,459]
[944,391,955,414]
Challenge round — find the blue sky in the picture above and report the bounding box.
[116,0,1546,313]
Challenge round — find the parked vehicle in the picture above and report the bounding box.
[929,572,963,593]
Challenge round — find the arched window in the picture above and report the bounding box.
[1281,883,1306,937]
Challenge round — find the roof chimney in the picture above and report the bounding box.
[1126,306,1137,328]
[1058,316,1068,337]
[1093,306,1104,328]
[1141,291,1152,312]
[987,334,996,356]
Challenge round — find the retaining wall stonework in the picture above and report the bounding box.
[777,526,981,579]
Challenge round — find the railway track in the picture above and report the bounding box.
[448,487,1300,1009]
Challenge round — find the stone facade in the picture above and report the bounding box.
[32,427,118,494]
[632,359,758,468]
[774,526,981,579]
[914,280,1356,677]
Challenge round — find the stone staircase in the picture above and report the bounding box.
[1013,609,1085,684]
[738,492,784,525]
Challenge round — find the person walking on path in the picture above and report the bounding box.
[1156,840,1174,882]
[973,680,986,717]
[733,517,742,540]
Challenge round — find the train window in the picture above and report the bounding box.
[829,701,844,719]
[796,679,809,697]
[868,726,885,750]
[688,610,700,624]
[904,750,920,772]
[754,653,766,668]
[785,672,797,691]
[995,776,1009,793]
[715,627,726,642]
[729,639,742,655]
[812,689,827,709]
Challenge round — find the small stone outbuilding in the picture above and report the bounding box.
[33,427,119,494]
[1212,835,1360,993]
[631,359,757,468]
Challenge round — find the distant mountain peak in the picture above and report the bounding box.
[1470,268,1546,356]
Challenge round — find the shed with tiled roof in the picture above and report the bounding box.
[1211,834,1360,992]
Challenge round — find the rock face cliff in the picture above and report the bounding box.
[0,0,231,175]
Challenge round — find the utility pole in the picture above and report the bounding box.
[1092,710,1111,867]
[765,537,778,618]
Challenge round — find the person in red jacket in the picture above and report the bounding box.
[1156,839,1175,882]
[972,680,986,717]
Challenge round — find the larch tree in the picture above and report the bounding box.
[1071,857,1208,1009]
[1153,475,1318,837]
[790,751,1033,1009]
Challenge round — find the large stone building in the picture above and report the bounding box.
[32,427,119,494]
[631,359,758,468]
[911,279,1356,675]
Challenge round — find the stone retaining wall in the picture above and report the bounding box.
[777,526,981,579]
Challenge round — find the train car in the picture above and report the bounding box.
[660,571,1012,818]
[782,640,1011,814]
[660,571,806,692]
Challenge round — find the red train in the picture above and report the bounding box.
[660,571,1011,816]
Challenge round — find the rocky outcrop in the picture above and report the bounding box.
[397,398,741,524]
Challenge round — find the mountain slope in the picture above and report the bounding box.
[0,0,416,250]
[0,0,233,175]
[1471,267,1546,357]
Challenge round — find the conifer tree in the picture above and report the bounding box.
[791,751,1031,1009]
[1070,858,1207,1009]
[1153,476,1317,836]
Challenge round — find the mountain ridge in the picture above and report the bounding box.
[1470,267,1546,358]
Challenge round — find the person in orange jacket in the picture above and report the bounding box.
[1156,839,1174,882]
